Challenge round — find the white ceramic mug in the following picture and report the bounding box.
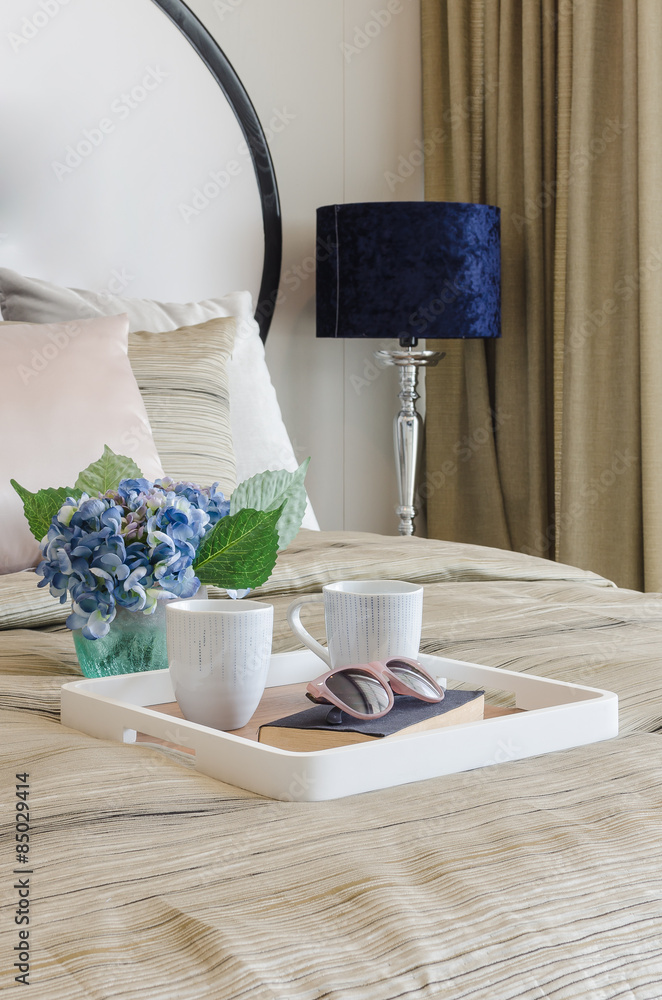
[287,580,423,669]
[166,599,273,730]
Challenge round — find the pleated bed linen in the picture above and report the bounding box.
[2,530,662,998]
[0,529,614,632]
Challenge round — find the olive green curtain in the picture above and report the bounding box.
[421,0,662,591]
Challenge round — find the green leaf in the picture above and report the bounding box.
[75,445,142,495]
[10,481,82,542]
[193,506,283,590]
[229,459,310,550]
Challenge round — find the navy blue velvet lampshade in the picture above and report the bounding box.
[316,201,501,342]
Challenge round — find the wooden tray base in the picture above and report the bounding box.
[137,682,522,754]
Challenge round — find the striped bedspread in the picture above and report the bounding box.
[1,530,661,999]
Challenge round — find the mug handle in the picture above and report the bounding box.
[286,594,331,668]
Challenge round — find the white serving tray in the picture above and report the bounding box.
[60,650,618,802]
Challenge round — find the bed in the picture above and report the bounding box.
[3,533,662,997]
[2,3,662,997]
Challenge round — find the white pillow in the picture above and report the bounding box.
[0,314,163,574]
[0,269,320,530]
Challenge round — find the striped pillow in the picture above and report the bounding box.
[128,317,236,497]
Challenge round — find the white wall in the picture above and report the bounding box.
[189,0,424,533]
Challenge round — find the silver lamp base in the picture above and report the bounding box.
[375,348,445,536]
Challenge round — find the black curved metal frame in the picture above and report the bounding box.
[151,0,282,342]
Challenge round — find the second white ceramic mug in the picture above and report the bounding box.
[166,598,273,730]
[287,579,423,669]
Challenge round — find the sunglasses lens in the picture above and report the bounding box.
[325,670,390,715]
[386,659,442,698]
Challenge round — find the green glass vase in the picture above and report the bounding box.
[73,602,169,678]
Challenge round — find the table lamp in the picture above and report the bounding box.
[316,201,501,535]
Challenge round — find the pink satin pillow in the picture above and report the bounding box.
[0,314,163,573]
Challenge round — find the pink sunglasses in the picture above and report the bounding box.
[306,656,444,720]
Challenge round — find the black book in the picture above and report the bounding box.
[258,689,484,751]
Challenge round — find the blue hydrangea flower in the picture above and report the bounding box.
[160,479,230,525]
[37,478,230,640]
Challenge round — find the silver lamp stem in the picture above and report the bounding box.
[375,347,445,536]
[394,363,421,535]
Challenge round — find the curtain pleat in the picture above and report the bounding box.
[422,0,662,591]
[557,3,642,587]
[422,0,555,558]
[638,5,662,591]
